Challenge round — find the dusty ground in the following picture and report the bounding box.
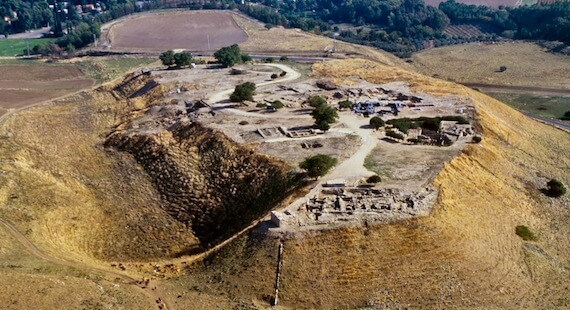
[411,41,570,90]
[0,64,94,116]
[108,11,248,51]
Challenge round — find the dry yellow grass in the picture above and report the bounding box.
[411,42,570,89]
[172,58,569,309]
[0,41,568,309]
[233,13,402,66]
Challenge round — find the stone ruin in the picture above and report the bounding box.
[271,187,437,228]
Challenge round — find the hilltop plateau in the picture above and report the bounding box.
[0,9,568,310]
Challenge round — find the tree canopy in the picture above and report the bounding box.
[311,104,338,131]
[214,44,245,67]
[299,154,338,179]
[230,82,256,102]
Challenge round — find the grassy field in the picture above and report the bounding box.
[73,57,158,83]
[485,92,570,119]
[0,38,53,56]
[411,42,570,90]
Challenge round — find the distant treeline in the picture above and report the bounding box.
[3,0,568,57]
[238,0,569,56]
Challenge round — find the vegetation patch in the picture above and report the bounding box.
[0,38,53,57]
[515,225,536,241]
[486,93,570,120]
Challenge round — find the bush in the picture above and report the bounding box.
[266,57,275,63]
[472,136,482,143]
[367,175,382,184]
[515,225,536,241]
[271,73,278,79]
[386,130,404,140]
[560,111,570,121]
[230,82,256,102]
[307,95,327,107]
[271,100,284,109]
[338,100,353,110]
[280,56,289,61]
[238,121,249,125]
[241,54,252,62]
[299,154,338,179]
[160,50,175,67]
[369,117,385,129]
[279,71,287,77]
[545,179,566,197]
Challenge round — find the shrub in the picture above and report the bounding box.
[386,130,404,140]
[238,121,249,125]
[271,73,278,79]
[338,100,353,110]
[307,95,327,107]
[299,154,338,179]
[279,71,287,77]
[545,179,566,197]
[472,136,482,143]
[266,57,275,63]
[280,56,289,61]
[367,175,382,183]
[560,111,570,121]
[241,53,252,62]
[515,225,536,241]
[369,117,385,129]
[271,100,284,109]
[160,50,176,67]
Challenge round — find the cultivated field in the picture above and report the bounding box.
[411,42,570,90]
[0,63,94,117]
[108,11,248,51]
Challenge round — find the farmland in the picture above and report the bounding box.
[0,57,156,117]
[485,92,570,119]
[0,63,94,117]
[107,11,248,51]
[0,38,53,57]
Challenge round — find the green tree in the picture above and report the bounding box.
[311,104,338,131]
[369,116,385,129]
[299,154,338,179]
[214,44,242,67]
[159,50,175,67]
[230,82,256,102]
[307,95,327,107]
[174,51,192,68]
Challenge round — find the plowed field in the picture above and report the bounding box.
[0,64,94,117]
[109,11,248,51]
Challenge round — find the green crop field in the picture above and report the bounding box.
[486,92,570,119]
[0,38,53,57]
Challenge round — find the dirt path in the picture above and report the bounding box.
[0,218,172,309]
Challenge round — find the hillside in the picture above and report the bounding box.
[0,37,568,310]
[169,59,570,309]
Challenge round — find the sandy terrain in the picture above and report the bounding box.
[109,11,248,51]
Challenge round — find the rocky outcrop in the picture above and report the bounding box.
[105,122,298,248]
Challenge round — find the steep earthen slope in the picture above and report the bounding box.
[105,123,296,249]
[0,72,295,262]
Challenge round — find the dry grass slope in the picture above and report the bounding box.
[176,59,569,309]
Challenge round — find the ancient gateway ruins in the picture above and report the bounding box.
[271,186,437,229]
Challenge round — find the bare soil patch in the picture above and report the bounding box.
[109,11,248,51]
[0,63,95,116]
[0,65,85,81]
